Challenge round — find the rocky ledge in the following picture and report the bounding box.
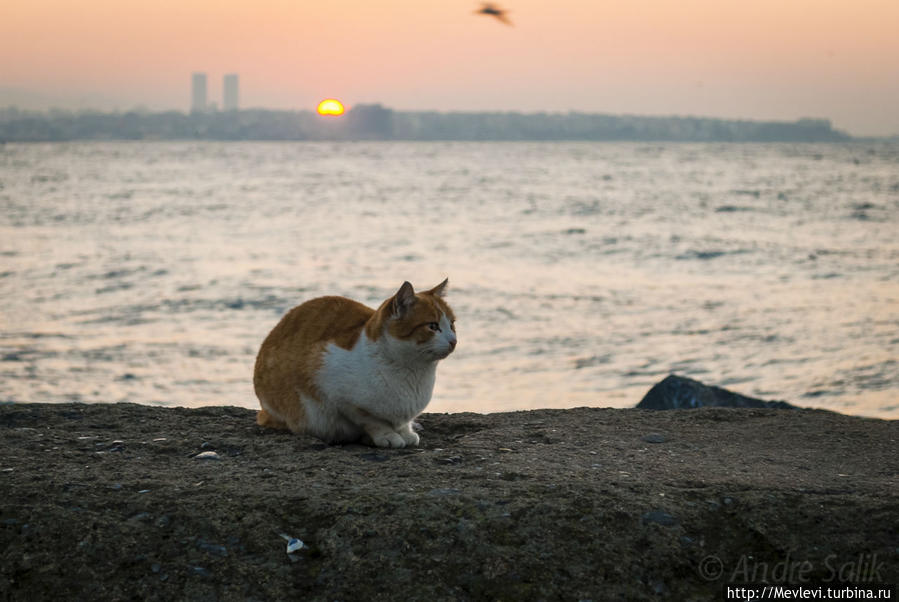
[1,402,896,600]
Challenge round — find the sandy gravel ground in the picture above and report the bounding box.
[1,402,896,600]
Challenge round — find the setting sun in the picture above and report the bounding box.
[317,99,345,116]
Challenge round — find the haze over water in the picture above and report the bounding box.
[1,141,897,418]
[3,0,898,136]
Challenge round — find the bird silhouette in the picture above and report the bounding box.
[475,2,513,26]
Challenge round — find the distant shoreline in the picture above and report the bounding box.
[0,105,854,143]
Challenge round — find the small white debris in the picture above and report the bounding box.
[279,532,304,554]
[193,451,221,460]
[286,538,304,553]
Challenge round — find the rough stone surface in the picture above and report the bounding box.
[1,402,896,600]
[637,374,798,410]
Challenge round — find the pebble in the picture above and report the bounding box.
[642,433,668,444]
[428,488,462,497]
[359,452,389,462]
[193,451,221,460]
[641,510,679,527]
[197,540,228,557]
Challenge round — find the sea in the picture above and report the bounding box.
[1,141,897,418]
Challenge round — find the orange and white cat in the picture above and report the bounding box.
[253,279,456,448]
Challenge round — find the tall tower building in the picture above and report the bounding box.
[191,72,207,113]
[223,74,239,111]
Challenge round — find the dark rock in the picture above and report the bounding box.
[428,488,462,497]
[437,455,463,465]
[636,374,797,410]
[359,452,389,462]
[196,540,228,557]
[642,510,678,527]
[642,433,667,444]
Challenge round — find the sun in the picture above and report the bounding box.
[317,99,345,116]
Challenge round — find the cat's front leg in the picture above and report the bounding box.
[340,404,408,448]
[396,421,420,447]
[370,429,407,449]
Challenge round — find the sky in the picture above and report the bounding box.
[2,0,898,136]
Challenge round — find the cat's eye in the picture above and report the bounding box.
[428,322,441,332]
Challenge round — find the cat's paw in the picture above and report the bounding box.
[399,429,420,447]
[372,432,406,449]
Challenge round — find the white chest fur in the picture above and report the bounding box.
[316,331,437,426]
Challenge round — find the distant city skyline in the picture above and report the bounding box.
[223,74,239,112]
[2,0,898,136]
[189,72,240,112]
[191,73,207,113]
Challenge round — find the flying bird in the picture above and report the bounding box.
[475,2,513,26]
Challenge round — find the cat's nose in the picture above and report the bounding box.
[448,338,457,351]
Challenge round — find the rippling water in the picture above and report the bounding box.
[1,141,897,418]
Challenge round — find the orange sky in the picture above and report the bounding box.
[2,0,898,135]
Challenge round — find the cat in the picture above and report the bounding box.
[253,279,456,448]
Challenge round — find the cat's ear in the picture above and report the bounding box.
[392,281,417,316]
[428,278,449,298]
